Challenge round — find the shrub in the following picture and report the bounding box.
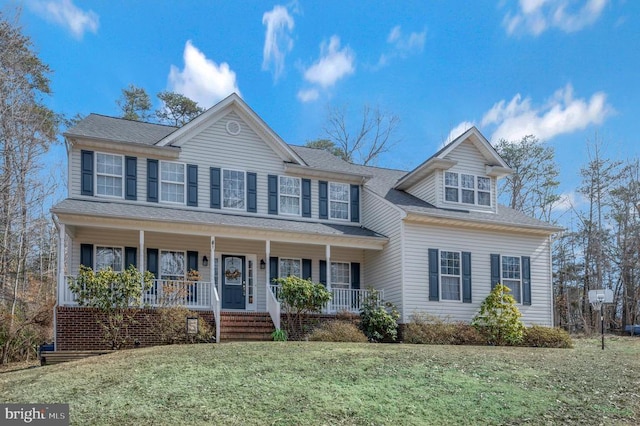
[404,314,486,345]
[359,288,399,342]
[308,321,368,342]
[271,329,287,342]
[275,276,331,340]
[472,284,525,346]
[153,306,213,344]
[522,326,573,348]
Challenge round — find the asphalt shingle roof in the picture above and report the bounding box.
[52,198,386,239]
[65,114,178,145]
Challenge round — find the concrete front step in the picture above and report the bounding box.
[219,312,275,341]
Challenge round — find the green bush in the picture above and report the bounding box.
[522,326,573,348]
[271,329,287,342]
[308,320,368,343]
[472,284,525,346]
[404,314,486,345]
[153,307,213,345]
[359,288,399,342]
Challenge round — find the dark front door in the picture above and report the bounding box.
[222,255,246,309]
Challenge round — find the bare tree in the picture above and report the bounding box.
[322,104,400,166]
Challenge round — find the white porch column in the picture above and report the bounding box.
[138,230,145,273]
[57,223,66,305]
[210,236,216,290]
[265,240,271,289]
[325,244,331,291]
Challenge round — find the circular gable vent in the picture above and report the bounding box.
[226,120,241,135]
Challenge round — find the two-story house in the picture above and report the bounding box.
[52,93,560,349]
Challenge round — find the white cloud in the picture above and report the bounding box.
[553,191,582,211]
[262,5,295,81]
[504,0,609,36]
[445,121,474,145]
[374,25,426,69]
[481,84,612,141]
[168,41,241,108]
[297,89,319,103]
[28,0,99,39]
[302,36,355,88]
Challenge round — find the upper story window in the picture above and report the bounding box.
[329,182,349,220]
[279,176,300,215]
[223,169,245,210]
[502,255,521,303]
[96,246,123,271]
[96,153,123,198]
[160,161,185,204]
[279,258,301,278]
[440,250,461,301]
[444,172,491,207]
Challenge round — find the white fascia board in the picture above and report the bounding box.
[68,136,180,159]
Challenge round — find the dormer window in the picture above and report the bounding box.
[444,172,491,207]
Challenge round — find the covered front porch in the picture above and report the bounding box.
[54,207,388,342]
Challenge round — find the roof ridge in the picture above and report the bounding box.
[87,113,179,129]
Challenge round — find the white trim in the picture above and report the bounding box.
[159,160,187,205]
[329,182,350,222]
[95,152,124,199]
[246,254,257,311]
[222,168,247,211]
[278,176,301,216]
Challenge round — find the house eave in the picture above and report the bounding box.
[403,212,562,236]
[394,159,457,190]
[66,135,181,159]
[284,163,372,184]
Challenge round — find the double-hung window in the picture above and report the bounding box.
[330,262,350,289]
[160,250,186,281]
[279,258,301,278]
[440,251,461,301]
[96,153,123,197]
[502,256,521,303]
[329,182,349,220]
[279,176,301,215]
[223,169,245,210]
[95,246,123,271]
[160,161,185,204]
[444,171,491,207]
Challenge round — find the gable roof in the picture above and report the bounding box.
[394,126,512,190]
[65,114,178,145]
[155,93,307,166]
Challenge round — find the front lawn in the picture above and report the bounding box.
[1,337,639,425]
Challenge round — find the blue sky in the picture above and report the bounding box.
[9,0,640,213]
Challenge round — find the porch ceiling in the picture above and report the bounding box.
[52,198,388,250]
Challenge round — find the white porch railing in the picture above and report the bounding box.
[268,285,381,314]
[61,276,215,310]
[267,282,281,330]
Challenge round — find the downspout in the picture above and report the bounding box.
[51,215,61,350]
[399,210,407,325]
[548,234,555,327]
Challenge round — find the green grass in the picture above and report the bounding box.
[1,337,639,425]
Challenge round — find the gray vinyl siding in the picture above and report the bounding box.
[70,148,81,197]
[361,189,403,314]
[403,222,553,326]
[406,173,437,205]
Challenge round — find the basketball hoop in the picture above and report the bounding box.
[588,289,612,350]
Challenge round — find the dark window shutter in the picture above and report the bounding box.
[247,172,257,213]
[269,257,279,283]
[351,262,360,290]
[81,150,94,196]
[147,159,159,202]
[210,167,221,209]
[125,247,137,269]
[268,175,278,215]
[319,181,328,219]
[350,185,360,223]
[187,251,199,272]
[302,178,311,217]
[147,248,159,278]
[429,248,439,301]
[319,260,327,286]
[302,259,312,280]
[125,156,137,200]
[522,256,531,306]
[187,164,198,206]
[462,252,472,303]
[80,244,93,268]
[490,254,501,290]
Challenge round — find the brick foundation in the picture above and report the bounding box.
[56,306,215,350]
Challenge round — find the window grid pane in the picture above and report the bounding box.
[461,189,475,204]
[441,276,461,300]
[331,262,350,289]
[502,256,520,279]
[161,251,185,280]
[160,162,185,203]
[477,177,490,191]
[478,191,491,206]
[96,154,123,197]
[97,175,122,197]
[329,183,349,220]
[280,177,301,214]
[504,279,521,303]
[96,247,123,271]
[440,251,461,301]
[223,169,245,209]
[461,174,474,189]
[445,172,458,186]
[280,258,301,278]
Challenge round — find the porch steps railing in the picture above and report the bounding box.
[219,312,274,341]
